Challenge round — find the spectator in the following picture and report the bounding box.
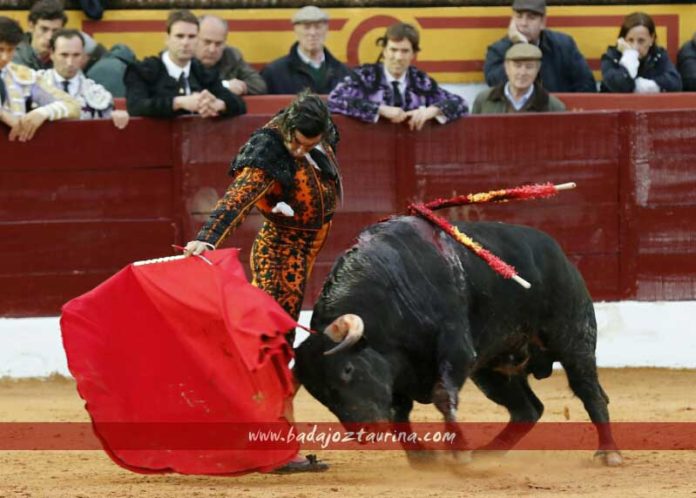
[12,0,66,70]
[86,43,136,98]
[0,16,80,142]
[261,6,349,94]
[195,15,266,96]
[328,22,467,130]
[677,33,696,91]
[484,0,596,93]
[601,12,682,93]
[472,43,565,114]
[124,10,245,119]
[39,29,129,129]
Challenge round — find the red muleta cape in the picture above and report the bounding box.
[60,248,299,475]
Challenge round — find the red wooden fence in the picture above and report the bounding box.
[2,105,695,316]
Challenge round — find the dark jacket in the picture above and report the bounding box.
[677,37,696,91]
[471,81,566,114]
[600,45,682,93]
[261,42,350,95]
[124,55,246,118]
[484,30,596,93]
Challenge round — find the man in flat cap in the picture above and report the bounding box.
[483,0,596,93]
[472,43,565,114]
[261,5,349,94]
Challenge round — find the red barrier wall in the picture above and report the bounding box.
[2,106,696,316]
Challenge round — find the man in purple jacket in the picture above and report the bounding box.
[328,22,468,131]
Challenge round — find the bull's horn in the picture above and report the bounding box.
[323,314,364,356]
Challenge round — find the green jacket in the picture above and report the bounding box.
[472,82,566,114]
[12,34,51,71]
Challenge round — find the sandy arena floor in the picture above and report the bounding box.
[1,368,695,498]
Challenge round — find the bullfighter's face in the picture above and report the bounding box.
[285,130,322,158]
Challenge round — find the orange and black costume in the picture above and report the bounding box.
[196,117,342,321]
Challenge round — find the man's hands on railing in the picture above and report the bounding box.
[111,110,130,130]
[174,90,226,118]
[5,109,49,142]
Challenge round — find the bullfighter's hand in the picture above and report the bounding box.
[508,18,528,44]
[406,106,441,131]
[9,110,48,142]
[226,78,248,95]
[111,110,130,129]
[378,105,408,123]
[184,240,211,257]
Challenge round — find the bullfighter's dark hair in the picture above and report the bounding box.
[28,0,67,26]
[166,9,199,34]
[277,90,330,141]
[376,22,421,53]
[49,28,85,51]
[0,16,24,46]
[618,12,657,43]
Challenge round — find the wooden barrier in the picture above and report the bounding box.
[2,106,695,316]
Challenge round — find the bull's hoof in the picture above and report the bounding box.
[594,449,624,467]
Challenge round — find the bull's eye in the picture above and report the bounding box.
[340,362,354,383]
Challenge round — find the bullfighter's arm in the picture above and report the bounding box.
[195,167,275,247]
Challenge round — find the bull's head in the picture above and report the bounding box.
[294,313,394,424]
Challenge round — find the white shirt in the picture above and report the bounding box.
[504,82,535,111]
[52,71,78,96]
[296,46,325,69]
[384,69,407,99]
[161,51,192,95]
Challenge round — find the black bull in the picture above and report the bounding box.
[294,216,623,466]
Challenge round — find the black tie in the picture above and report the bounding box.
[177,73,188,95]
[61,80,70,94]
[391,81,403,108]
[0,77,6,106]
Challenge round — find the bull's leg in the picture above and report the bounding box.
[431,328,477,464]
[391,395,437,468]
[560,357,623,466]
[471,369,543,454]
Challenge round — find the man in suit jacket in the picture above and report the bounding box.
[124,9,245,118]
